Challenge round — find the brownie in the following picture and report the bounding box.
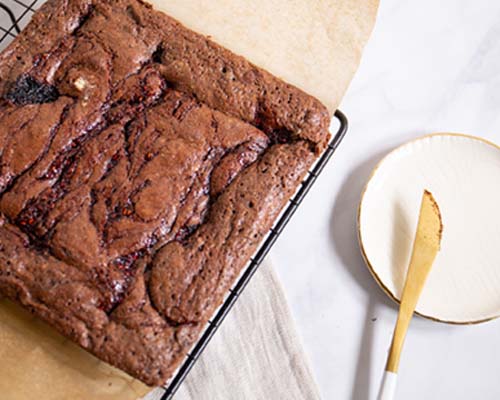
[0,0,330,386]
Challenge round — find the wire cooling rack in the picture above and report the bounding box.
[0,1,349,398]
[0,1,39,46]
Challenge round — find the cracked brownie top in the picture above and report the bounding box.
[0,0,330,385]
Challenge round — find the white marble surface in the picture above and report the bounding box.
[272,1,500,399]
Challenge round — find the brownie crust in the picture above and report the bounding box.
[0,0,330,385]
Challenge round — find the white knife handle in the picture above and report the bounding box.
[378,371,398,400]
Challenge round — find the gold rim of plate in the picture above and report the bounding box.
[357,132,500,325]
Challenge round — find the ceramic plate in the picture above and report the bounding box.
[358,134,500,324]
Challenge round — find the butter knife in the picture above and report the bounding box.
[378,190,443,400]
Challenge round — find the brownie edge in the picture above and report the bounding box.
[0,0,331,386]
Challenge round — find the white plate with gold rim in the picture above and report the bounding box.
[358,133,500,324]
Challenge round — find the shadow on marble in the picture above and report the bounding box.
[329,150,394,307]
[329,150,394,400]
[351,301,378,400]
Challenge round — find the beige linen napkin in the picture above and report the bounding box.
[144,259,321,400]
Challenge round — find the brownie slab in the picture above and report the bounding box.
[0,0,330,385]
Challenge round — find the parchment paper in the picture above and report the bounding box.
[0,0,378,398]
[0,300,150,399]
[153,0,379,115]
